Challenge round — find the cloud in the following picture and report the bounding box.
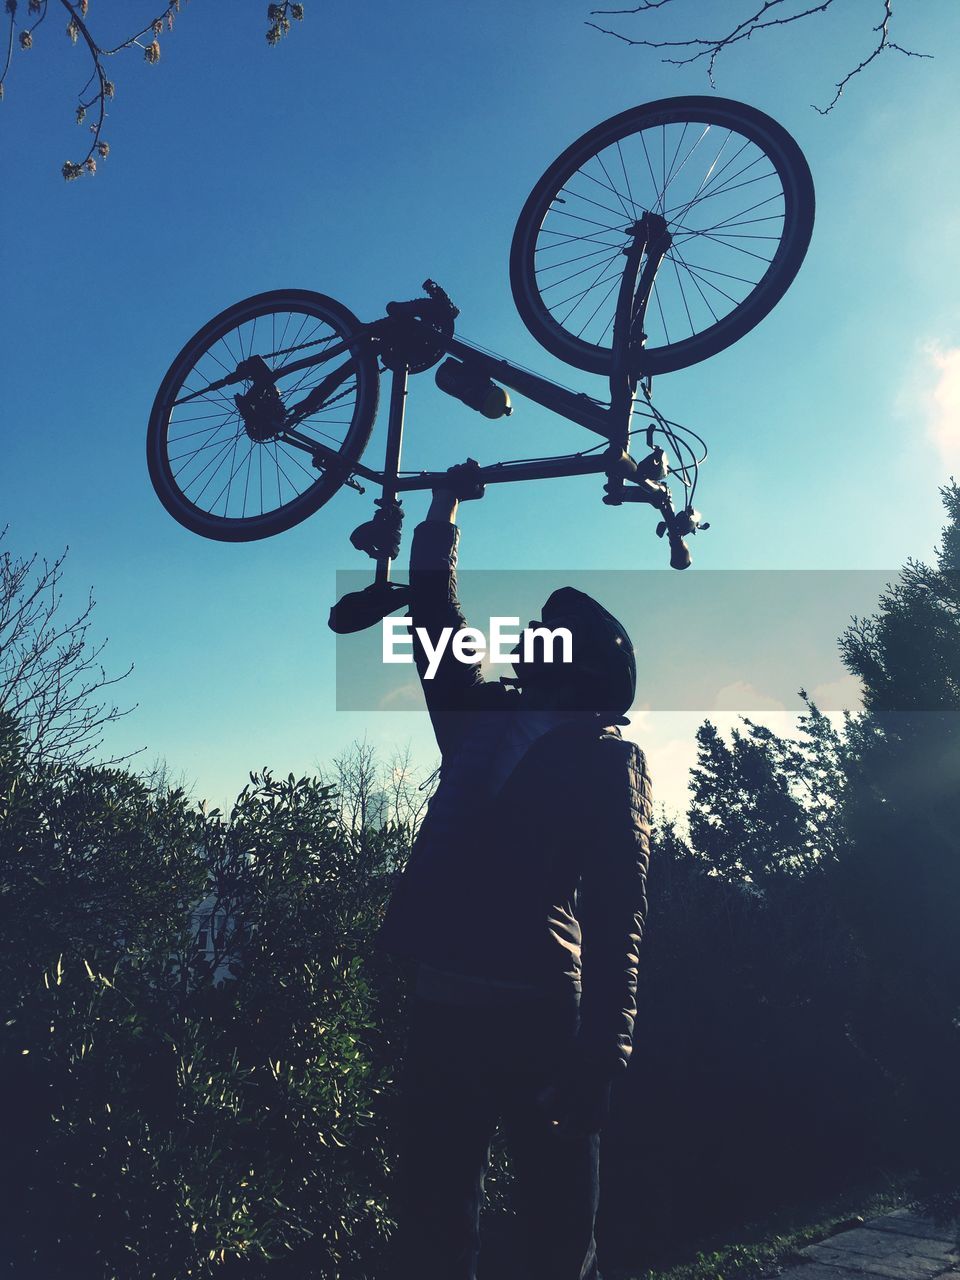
[377,681,424,710]
[917,342,960,467]
[712,681,786,713]
[809,673,863,713]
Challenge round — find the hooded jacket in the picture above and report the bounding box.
[376,519,652,1074]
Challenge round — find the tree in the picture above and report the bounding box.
[588,0,932,113]
[687,701,845,883]
[0,530,135,767]
[837,480,960,1199]
[596,711,887,1267]
[0,1,306,179]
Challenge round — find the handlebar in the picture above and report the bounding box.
[605,447,700,570]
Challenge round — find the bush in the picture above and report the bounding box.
[0,717,409,1279]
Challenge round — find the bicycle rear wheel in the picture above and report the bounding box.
[510,97,815,376]
[147,290,379,542]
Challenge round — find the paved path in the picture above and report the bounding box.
[778,1209,959,1279]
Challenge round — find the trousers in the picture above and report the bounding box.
[389,994,602,1280]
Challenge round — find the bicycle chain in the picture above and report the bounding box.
[283,381,358,438]
[265,332,346,360]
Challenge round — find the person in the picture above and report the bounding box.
[377,462,652,1280]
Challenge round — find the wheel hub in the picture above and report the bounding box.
[233,356,287,442]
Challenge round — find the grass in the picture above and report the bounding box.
[605,1173,915,1280]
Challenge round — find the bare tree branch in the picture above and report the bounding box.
[813,0,931,114]
[0,528,138,767]
[587,0,931,112]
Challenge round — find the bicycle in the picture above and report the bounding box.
[146,96,814,632]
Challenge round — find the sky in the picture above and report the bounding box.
[2,0,959,815]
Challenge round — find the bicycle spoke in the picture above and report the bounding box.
[653,124,712,203]
[679,231,774,267]
[536,229,625,251]
[660,122,690,202]
[538,250,623,295]
[651,276,671,348]
[167,419,235,462]
[670,252,696,338]
[557,184,632,223]
[663,129,736,228]
[638,129,665,215]
[544,206,626,234]
[666,166,780,218]
[557,257,626,324]
[666,134,753,225]
[241,437,255,519]
[216,431,247,517]
[616,138,637,219]
[179,430,243,503]
[594,150,634,222]
[535,242,626,273]
[666,256,760,289]
[574,272,623,340]
[673,261,741,309]
[667,240,721,325]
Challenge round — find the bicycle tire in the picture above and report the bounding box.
[147,290,379,542]
[510,97,815,375]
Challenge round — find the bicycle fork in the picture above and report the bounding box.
[604,210,672,504]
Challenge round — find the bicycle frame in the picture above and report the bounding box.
[279,211,675,586]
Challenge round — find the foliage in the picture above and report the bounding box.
[0,2,306,178]
[0,725,409,1279]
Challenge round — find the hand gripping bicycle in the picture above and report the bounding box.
[146,97,814,632]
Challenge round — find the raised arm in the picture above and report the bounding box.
[408,467,498,755]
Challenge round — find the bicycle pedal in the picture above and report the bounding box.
[328,582,411,634]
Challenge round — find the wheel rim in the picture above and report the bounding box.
[154,299,371,534]
[511,99,813,375]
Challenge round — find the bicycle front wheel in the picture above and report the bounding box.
[147,290,379,542]
[510,97,815,376]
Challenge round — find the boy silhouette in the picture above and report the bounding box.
[378,463,652,1280]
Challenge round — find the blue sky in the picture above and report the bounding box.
[2,1,959,813]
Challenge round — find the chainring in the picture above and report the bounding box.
[378,312,456,374]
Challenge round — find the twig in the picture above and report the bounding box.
[813,0,931,114]
[587,0,931,112]
[0,3,305,178]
